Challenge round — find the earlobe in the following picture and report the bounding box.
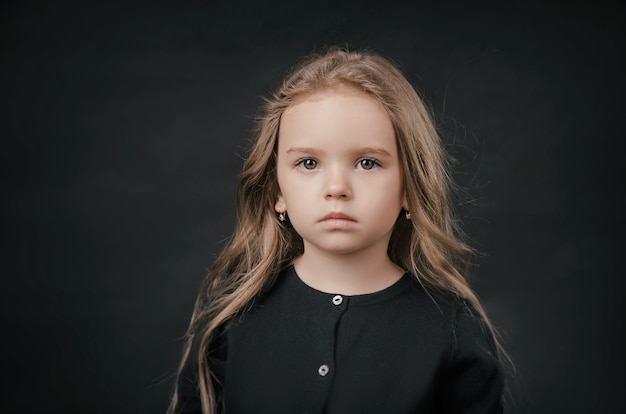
[275,197,287,222]
[275,197,286,213]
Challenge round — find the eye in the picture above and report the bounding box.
[297,158,318,170]
[357,158,380,170]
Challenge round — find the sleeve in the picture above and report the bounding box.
[438,302,505,414]
[172,328,228,414]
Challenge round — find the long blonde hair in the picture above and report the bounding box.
[169,47,504,414]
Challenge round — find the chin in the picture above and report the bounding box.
[316,244,365,256]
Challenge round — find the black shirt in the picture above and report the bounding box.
[175,266,504,413]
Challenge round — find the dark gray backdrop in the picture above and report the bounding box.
[2,1,624,413]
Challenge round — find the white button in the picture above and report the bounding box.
[318,364,330,376]
[332,295,343,305]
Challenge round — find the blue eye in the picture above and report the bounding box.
[358,158,379,170]
[297,159,318,170]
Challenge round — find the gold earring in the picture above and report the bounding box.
[278,211,286,222]
[405,210,411,220]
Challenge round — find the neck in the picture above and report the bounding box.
[293,243,405,295]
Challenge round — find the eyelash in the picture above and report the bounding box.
[296,158,318,170]
[295,158,381,171]
[357,158,381,170]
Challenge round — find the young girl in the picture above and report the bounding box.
[169,48,505,413]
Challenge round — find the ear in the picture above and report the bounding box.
[275,196,286,213]
[402,194,409,212]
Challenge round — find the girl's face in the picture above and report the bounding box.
[275,86,406,258]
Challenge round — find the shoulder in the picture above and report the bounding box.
[400,275,500,361]
[402,275,488,320]
[398,274,466,321]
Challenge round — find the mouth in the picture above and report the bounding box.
[320,212,356,222]
[318,212,357,231]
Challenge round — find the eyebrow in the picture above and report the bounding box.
[286,147,323,155]
[285,146,392,157]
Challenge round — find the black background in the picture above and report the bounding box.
[2,1,624,413]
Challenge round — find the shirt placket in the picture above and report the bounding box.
[306,293,348,412]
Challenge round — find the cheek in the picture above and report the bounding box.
[278,184,308,214]
[285,195,309,215]
[368,174,403,199]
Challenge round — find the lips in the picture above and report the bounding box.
[320,212,356,222]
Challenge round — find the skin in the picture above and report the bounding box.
[275,85,408,295]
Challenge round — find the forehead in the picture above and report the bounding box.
[278,86,395,151]
[284,85,386,119]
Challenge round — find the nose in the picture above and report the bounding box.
[324,166,352,200]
